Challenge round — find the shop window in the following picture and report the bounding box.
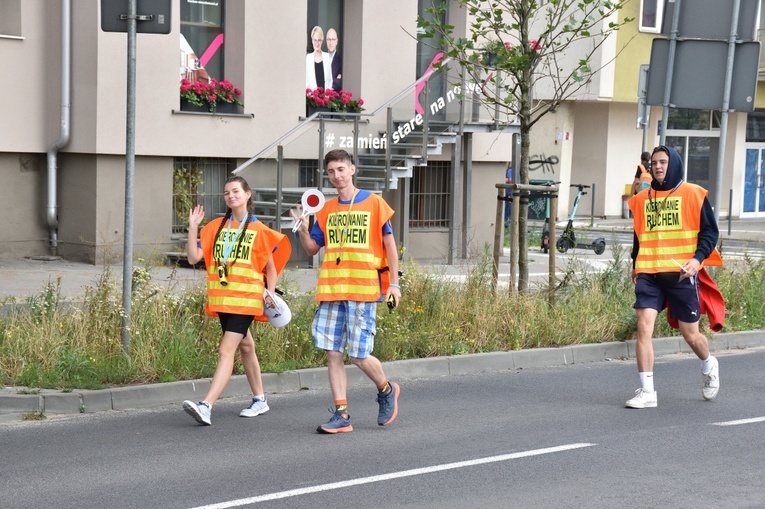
[409,161,451,228]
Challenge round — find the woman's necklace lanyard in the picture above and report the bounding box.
[335,189,358,265]
[648,181,683,230]
[220,214,248,272]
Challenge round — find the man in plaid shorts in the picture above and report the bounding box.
[292,149,401,433]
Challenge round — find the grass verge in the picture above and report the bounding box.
[1,250,763,390]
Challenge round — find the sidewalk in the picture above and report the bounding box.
[1,216,764,421]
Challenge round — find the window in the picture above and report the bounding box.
[417,0,448,120]
[667,108,719,131]
[746,110,765,142]
[409,161,451,228]
[306,1,345,96]
[639,0,664,33]
[180,0,224,82]
[172,157,232,233]
[0,0,22,37]
[299,159,319,187]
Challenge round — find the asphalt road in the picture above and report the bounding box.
[2,348,764,509]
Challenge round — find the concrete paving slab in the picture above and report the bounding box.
[513,346,574,369]
[262,371,302,394]
[43,393,83,414]
[721,330,765,349]
[570,342,629,364]
[625,337,683,359]
[79,390,115,413]
[0,394,42,413]
[447,351,515,375]
[297,367,330,390]
[382,357,450,379]
[111,379,209,410]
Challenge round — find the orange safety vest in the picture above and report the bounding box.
[314,193,394,302]
[637,164,652,192]
[628,183,722,273]
[199,216,291,318]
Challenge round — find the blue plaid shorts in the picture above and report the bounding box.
[312,301,377,359]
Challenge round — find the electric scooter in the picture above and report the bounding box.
[555,184,607,255]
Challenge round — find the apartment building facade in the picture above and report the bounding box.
[1,0,762,265]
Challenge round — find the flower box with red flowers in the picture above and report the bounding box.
[306,88,364,117]
[180,78,243,114]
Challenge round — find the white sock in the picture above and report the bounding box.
[701,356,715,374]
[253,394,265,401]
[639,372,654,393]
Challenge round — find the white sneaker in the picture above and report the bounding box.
[702,356,720,400]
[183,400,211,425]
[240,397,269,418]
[625,388,657,409]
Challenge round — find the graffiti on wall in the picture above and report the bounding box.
[529,153,559,175]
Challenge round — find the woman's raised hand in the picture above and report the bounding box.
[189,204,205,229]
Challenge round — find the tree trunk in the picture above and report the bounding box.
[517,73,532,293]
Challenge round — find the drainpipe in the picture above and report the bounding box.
[46,0,72,256]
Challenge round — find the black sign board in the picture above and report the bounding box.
[101,0,172,34]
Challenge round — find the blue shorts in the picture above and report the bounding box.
[634,272,700,323]
[312,301,377,359]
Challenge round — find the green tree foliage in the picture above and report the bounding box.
[418,0,631,291]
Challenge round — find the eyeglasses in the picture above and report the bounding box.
[312,38,323,43]
[326,38,337,42]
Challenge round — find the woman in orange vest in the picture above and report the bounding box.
[291,149,401,434]
[631,151,653,195]
[182,176,291,425]
[626,145,722,410]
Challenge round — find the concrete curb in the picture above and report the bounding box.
[2,330,764,421]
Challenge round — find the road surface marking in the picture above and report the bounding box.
[190,442,596,508]
[711,416,765,427]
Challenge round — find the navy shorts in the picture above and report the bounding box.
[634,272,700,323]
[218,312,254,336]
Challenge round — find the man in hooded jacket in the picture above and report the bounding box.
[626,145,722,409]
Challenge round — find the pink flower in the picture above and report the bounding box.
[504,41,512,50]
[530,39,541,51]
